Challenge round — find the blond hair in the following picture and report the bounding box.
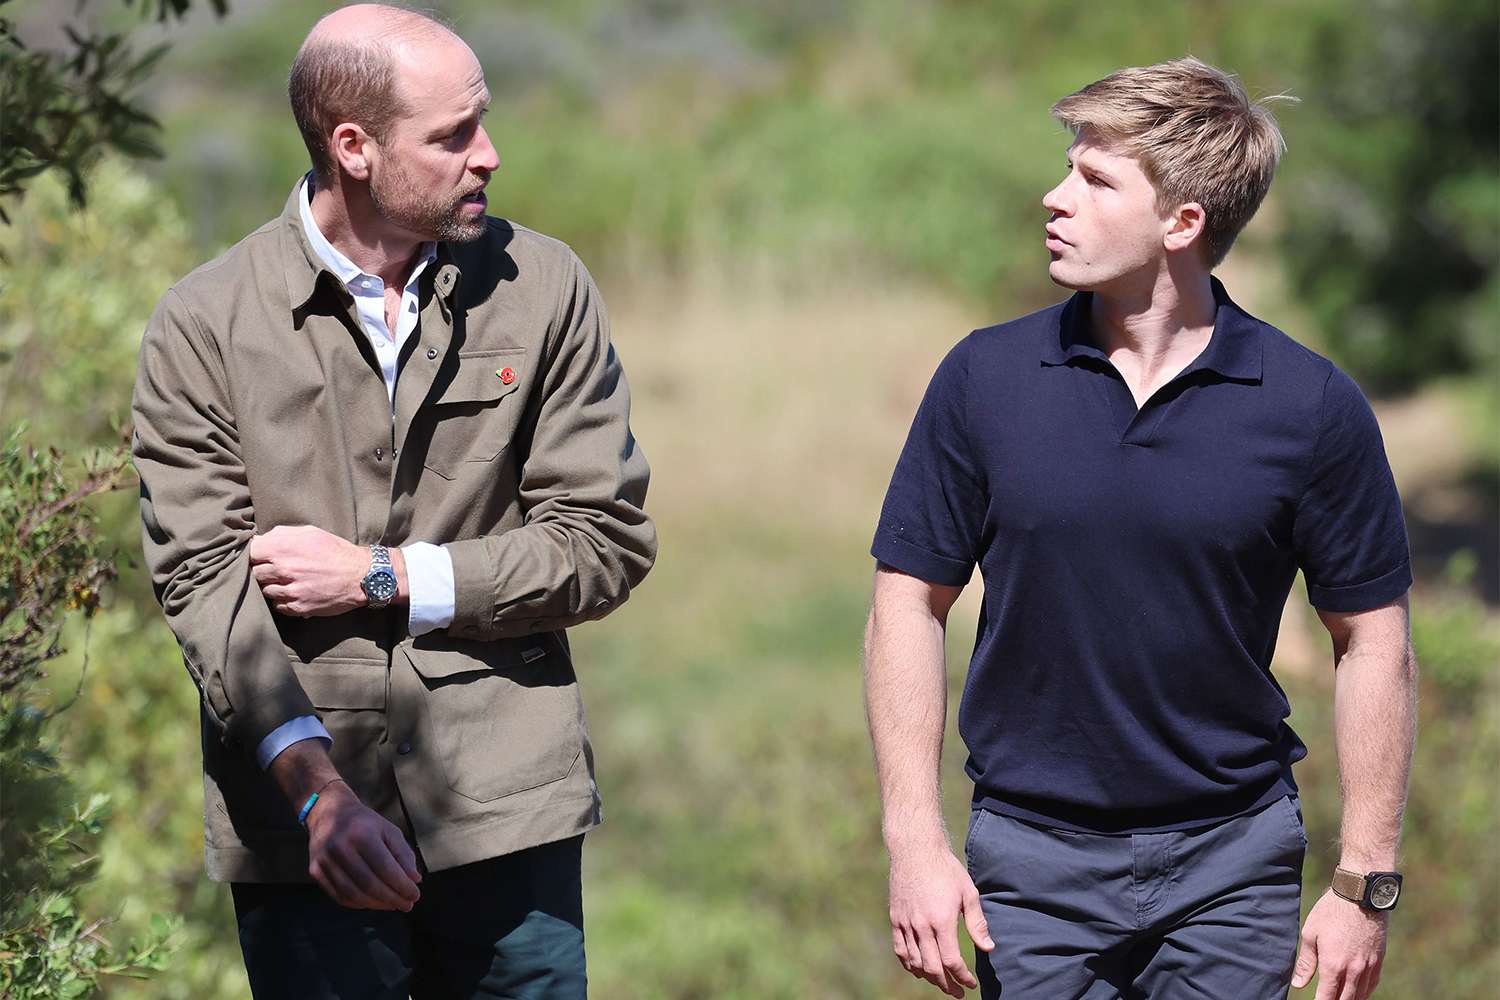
[1051,57,1289,268]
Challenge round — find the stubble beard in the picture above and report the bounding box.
[370,158,487,244]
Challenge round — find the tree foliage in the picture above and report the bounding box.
[1277,0,1499,392]
[0,0,226,221]
[0,433,181,998]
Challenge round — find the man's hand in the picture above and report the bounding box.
[249,525,372,617]
[304,780,423,911]
[1291,889,1388,999]
[888,844,995,997]
[267,740,421,911]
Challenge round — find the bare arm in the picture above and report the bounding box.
[268,740,422,911]
[1324,598,1418,872]
[865,564,992,998]
[1292,596,1417,1000]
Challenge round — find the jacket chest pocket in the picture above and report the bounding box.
[419,349,527,480]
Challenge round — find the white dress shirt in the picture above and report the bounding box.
[254,176,458,769]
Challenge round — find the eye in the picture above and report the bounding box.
[444,109,488,143]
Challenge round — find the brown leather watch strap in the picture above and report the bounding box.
[1331,867,1367,904]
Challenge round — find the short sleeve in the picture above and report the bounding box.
[1293,368,1412,611]
[870,338,987,586]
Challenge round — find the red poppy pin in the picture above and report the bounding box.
[497,367,516,385]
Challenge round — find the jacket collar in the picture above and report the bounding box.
[279,176,463,324]
[1041,276,1263,382]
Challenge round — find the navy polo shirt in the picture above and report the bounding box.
[872,279,1411,834]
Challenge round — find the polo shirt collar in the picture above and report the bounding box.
[1041,276,1263,382]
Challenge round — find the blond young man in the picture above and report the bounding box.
[866,59,1415,1000]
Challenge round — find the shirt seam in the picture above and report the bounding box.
[948,334,985,494]
[544,252,583,371]
[960,334,975,481]
[164,287,231,401]
[1293,367,1336,528]
[1306,559,1413,608]
[874,531,970,568]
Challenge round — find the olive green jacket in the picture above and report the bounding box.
[132,184,655,882]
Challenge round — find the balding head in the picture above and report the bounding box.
[288,3,460,184]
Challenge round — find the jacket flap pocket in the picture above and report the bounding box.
[292,658,387,709]
[401,634,553,681]
[437,350,527,405]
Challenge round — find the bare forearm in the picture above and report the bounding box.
[1332,633,1417,871]
[1293,602,1411,1000]
[267,739,344,809]
[864,584,952,855]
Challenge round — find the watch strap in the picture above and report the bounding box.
[1332,867,1403,911]
[1331,867,1367,904]
[362,544,396,608]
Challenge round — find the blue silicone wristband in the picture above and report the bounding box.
[297,792,319,826]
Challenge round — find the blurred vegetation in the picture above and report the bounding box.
[0,0,225,221]
[0,434,178,997]
[108,0,1498,394]
[1278,0,1499,394]
[0,0,1495,996]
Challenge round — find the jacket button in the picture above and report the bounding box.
[426,347,438,360]
[374,447,384,460]
[397,742,412,755]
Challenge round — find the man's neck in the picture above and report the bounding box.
[1089,263,1218,405]
[1091,266,1216,357]
[309,179,426,291]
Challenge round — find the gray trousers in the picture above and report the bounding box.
[966,796,1305,999]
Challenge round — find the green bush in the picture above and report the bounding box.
[1290,584,1500,996]
[0,432,179,997]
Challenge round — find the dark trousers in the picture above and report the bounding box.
[232,835,586,1000]
[967,797,1306,1000]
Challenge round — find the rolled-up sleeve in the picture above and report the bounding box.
[444,255,656,639]
[132,288,313,754]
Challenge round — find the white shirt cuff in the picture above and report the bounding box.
[403,541,455,635]
[256,715,332,770]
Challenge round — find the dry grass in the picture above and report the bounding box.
[615,275,978,535]
[606,264,1350,673]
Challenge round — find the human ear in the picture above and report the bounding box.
[1163,202,1206,254]
[330,123,373,181]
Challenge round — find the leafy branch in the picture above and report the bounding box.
[0,0,228,221]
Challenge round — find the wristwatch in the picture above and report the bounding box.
[1331,867,1403,911]
[360,544,398,609]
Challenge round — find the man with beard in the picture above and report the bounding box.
[132,5,655,997]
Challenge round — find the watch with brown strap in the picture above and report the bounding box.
[1331,867,1403,912]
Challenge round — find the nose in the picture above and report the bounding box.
[470,124,500,175]
[1042,178,1071,216]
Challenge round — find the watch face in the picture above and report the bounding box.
[363,570,398,602]
[1369,875,1401,910]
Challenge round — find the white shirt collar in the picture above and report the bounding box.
[298,174,435,290]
